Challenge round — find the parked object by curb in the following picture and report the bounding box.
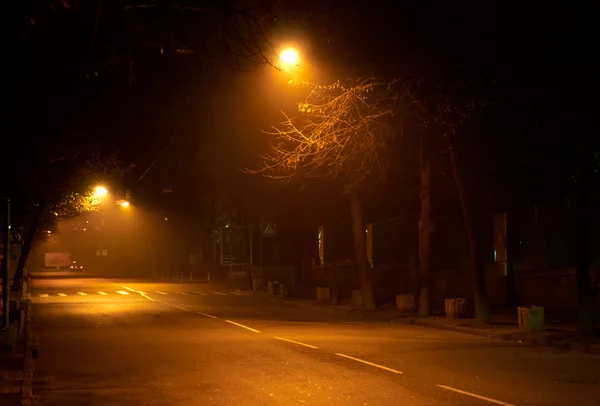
[393,317,600,356]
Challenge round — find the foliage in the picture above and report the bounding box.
[47,152,132,220]
[248,77,399,189]
[202,193,239,242]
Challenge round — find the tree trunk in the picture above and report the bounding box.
[418,135,434,317]
[12,200,45,291]
[575,121,595,338]
[348,188,376,310]
[448,140,491,325]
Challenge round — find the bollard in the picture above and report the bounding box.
[518,306,545,332]
[445,298,467,320]
[351,289,363,309]
[316,286,331,302]
[396,294,415,313]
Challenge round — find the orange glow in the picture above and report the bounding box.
[280,48,299,65]
[120,201,130,208]
[94,186,108,197]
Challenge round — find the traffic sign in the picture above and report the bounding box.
[261,222,277,237]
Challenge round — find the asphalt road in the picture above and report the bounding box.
[30,274,600,405]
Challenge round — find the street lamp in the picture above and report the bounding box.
[94,186,108,198]
[280,48,299,66]
[120,201,130,208]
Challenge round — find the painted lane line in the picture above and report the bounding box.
[57,293,67,297]
[140,293,155,302]
[173,305,190,312]
[97,291,108,295]
[39,294,50,298]
[230,291,244,296]
[437,385,515,406]
[273,336,319,349]
[197,292,208,296]
[114,284,154,302]
[155,291,168,295]
[177,292,189,295]
[77,292,88,296]
[213,292,228,296]
[335,353,403,374]
[197,312,218,319]
[225,320,261,333]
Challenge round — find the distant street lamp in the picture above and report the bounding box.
[120,201,130,208]
[94,186,108,198]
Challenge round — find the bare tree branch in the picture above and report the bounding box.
[245,77,400,190]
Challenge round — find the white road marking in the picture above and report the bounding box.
[273,336,319,349]
[437,385,515,406]
[113,284,154,302]
[140,293,155,302]
[197,312,218,319]
[155,291,168,295]
[177,292,188,295]
[97,291,108,295]
[173,305,190,312]
[39,294,50,298]
[195,292,207,296]
[230,291,244,296]
[225,320,261,333]
[77,292,88,296]
[335,353,403,374]
[57,293,67,297]
[213,292,228,296]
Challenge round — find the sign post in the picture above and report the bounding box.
[259,222,276,290]
[220,226,252,279]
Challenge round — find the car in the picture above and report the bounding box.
[70,261,84,272]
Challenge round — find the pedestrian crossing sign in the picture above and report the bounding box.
[261,222,277,237]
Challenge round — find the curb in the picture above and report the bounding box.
[232,289,256,296]
[265,295,352,314]
[20,302,35,406]
[395,318,600,356]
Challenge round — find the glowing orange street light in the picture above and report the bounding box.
[94,186,108,197]
[280,48,299,66]
[120,201,130,208]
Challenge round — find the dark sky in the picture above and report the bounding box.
[2,1,594,224]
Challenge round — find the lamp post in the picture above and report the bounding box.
[1,198,10,331]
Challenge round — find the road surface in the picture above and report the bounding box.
[30,274,600,405]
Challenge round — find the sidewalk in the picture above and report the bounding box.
[248,291,600,356]
[392,312,600,356]
[0,350,23,405]
[0,301,35,406]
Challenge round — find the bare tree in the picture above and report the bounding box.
[401,78,493,325]
[247,77,398,309]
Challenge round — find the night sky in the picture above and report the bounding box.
[1,0,594,230]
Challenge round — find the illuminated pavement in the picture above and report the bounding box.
[31,276,600,405]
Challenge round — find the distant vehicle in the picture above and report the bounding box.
[70,261,84,272]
